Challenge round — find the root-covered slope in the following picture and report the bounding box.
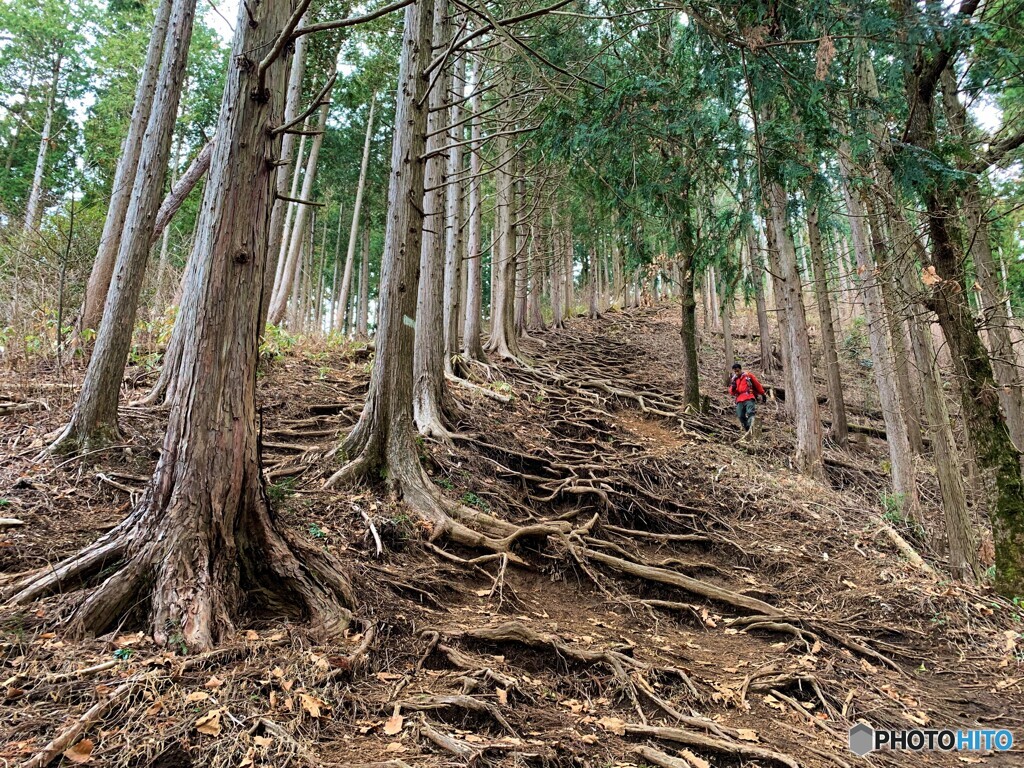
[1,306,1021,767]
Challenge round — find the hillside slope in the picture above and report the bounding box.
[1,305,1022,767]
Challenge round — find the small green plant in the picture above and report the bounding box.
[0,498,10,506]
[163,620,189,655]
[437,477,454,490]
[461,491,490,512]
[308,523,327,539]
[260,324,298,361]
[491,381,513,395]
[267,477,296,504]
[880,491,907,524]
[113,647,134,661]
[842,316,869,363]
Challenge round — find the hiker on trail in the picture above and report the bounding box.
[729,362,766,433]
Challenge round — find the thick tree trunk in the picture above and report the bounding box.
[764,179,823,478]
[462,55,486,361]
[328,0,434,483]
[805,198,848,448]
[80,0,173,334]
[7,0,354,651]
[413,0,453,437]
[53,0,197,452]
[839,145,921,517]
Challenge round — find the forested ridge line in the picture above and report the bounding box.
[2,0,1024,764]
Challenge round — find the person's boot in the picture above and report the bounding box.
[750,416,760,442]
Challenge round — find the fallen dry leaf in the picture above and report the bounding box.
[383,712,404,735]
[253,735,273,748]
[63,739,94,764]
[195,708,222,736]
[596,716,627,736]
[185,691,211,703]
[735,728,759,742]
[299,693,330,719]
[204,675,224,689]
[384,742,408,754]
[496,687,508,705]
[145,698,165,717]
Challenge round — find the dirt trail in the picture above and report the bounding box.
[1,305,1022,767]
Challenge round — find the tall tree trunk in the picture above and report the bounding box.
[269,99,331,326]
[7,0,354,652]
[763,178,824,478]
[325,0,463,532]
[939,69,1024,453]
[356,222,370,339]
[263,24,310,322]
[413,0,453,437]
[462,54,486,361]
[677,235,702,411]
[747,227,774,373]
[23,50,62,236]
[443,50,466,367]
[485,90,520,360]
[805,197,848,448]
[80,0,173,334]
[335,97,376,333]
[563,225,574,317]
[898,264,980,578]
[528,220,546,330]
[765,221,794,416]
[328,202,343,332]
[52,0,197,452]
[839,144,921,516]
[271,120,309,303]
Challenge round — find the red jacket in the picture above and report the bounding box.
[730,371,765,403]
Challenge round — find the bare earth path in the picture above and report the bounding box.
[1,305,1022,767]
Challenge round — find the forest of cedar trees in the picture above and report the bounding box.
[1,0,1024,765]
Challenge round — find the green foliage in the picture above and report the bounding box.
[460,492,490,512]
[267,477,296,505]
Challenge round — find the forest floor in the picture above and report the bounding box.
[1,304,1023,768]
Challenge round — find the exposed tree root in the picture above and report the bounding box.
[397,693,515,733]
[625,723,802,768]
[581,547,780,615]
[6,479,355,650]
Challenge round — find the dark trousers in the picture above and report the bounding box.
[736,399,757,431]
